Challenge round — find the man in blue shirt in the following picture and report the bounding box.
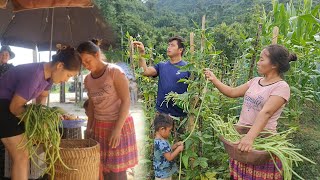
[133,36,190,137]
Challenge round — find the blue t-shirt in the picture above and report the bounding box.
[154,60,190,117]
[153,139,178,178]
[0,63,52,101]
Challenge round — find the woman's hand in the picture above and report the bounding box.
[237,135,254,152]
[204,69,217,82]
[109,128,122,148]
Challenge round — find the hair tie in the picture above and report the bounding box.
[91,39,102,46]
[56,44,74,54]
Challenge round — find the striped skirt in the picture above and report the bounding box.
[89,116,138,173]
[229,156,283,180]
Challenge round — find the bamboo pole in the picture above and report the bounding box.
[60,83,65,103]
[199,15,206,157]
[248,23,262,80]
[272,26,279,44]
[129,36,135,72]
[200,15,206,53]
[190,32,195,55]
[187,32,195,133]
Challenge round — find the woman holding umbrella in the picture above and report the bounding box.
[77,40,138,180]
[0,46,82,180]
[0,45,15,77]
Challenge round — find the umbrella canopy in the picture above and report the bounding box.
[0,1,115,51]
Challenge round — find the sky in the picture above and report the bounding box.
[7,46,56,66]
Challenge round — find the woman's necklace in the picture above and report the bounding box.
[91,65,107,79]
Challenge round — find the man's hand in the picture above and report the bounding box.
[132,41,145,55]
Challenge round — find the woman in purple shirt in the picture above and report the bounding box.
[0,47,81,180]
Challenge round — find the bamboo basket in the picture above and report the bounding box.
[220,136,271,165]
[220,125,272,165]
[54,139,100,180]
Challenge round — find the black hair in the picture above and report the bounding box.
[52,46,81,71]
[168,36,185,56]
[83,99,89,109]
[154,114,174,131]
[265,44,297,75]
[77,39,102,55]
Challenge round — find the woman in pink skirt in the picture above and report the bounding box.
[205,44,297,180]
[77,40,138,180]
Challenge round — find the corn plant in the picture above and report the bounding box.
[262,0,320,123]
[127,1,320,179]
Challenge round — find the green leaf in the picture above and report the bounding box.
[291,86,302,95]
[311,4,320,16]
[185,139,193,150]
[298,14,320,25]
[205,172,217,179]
[193,157,208,168]
[203,134,214,139]
[182,155,189,168]
[200,161,208,168]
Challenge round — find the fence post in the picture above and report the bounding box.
[129,36,135,72]
[190,32,195,55]
[200,15,206,53]
[272,26,279,44]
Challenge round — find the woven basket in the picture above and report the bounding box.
[220,125,273,165]
[54,139,100,180]
[220,136,271,165]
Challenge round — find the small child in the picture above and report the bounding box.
[153,114,184,180]
[83,99,89,139]
[83,99,89,116]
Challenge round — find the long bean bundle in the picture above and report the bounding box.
[209,114,316,180]
[19,104,71,179]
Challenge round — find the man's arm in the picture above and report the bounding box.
[133,41,157,77]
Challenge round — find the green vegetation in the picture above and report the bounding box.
[94,0,320,179]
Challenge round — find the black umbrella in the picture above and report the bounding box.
[0,0,115,51]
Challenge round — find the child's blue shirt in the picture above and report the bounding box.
[153,139,178,178]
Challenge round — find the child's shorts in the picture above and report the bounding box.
[0,99,25,138]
